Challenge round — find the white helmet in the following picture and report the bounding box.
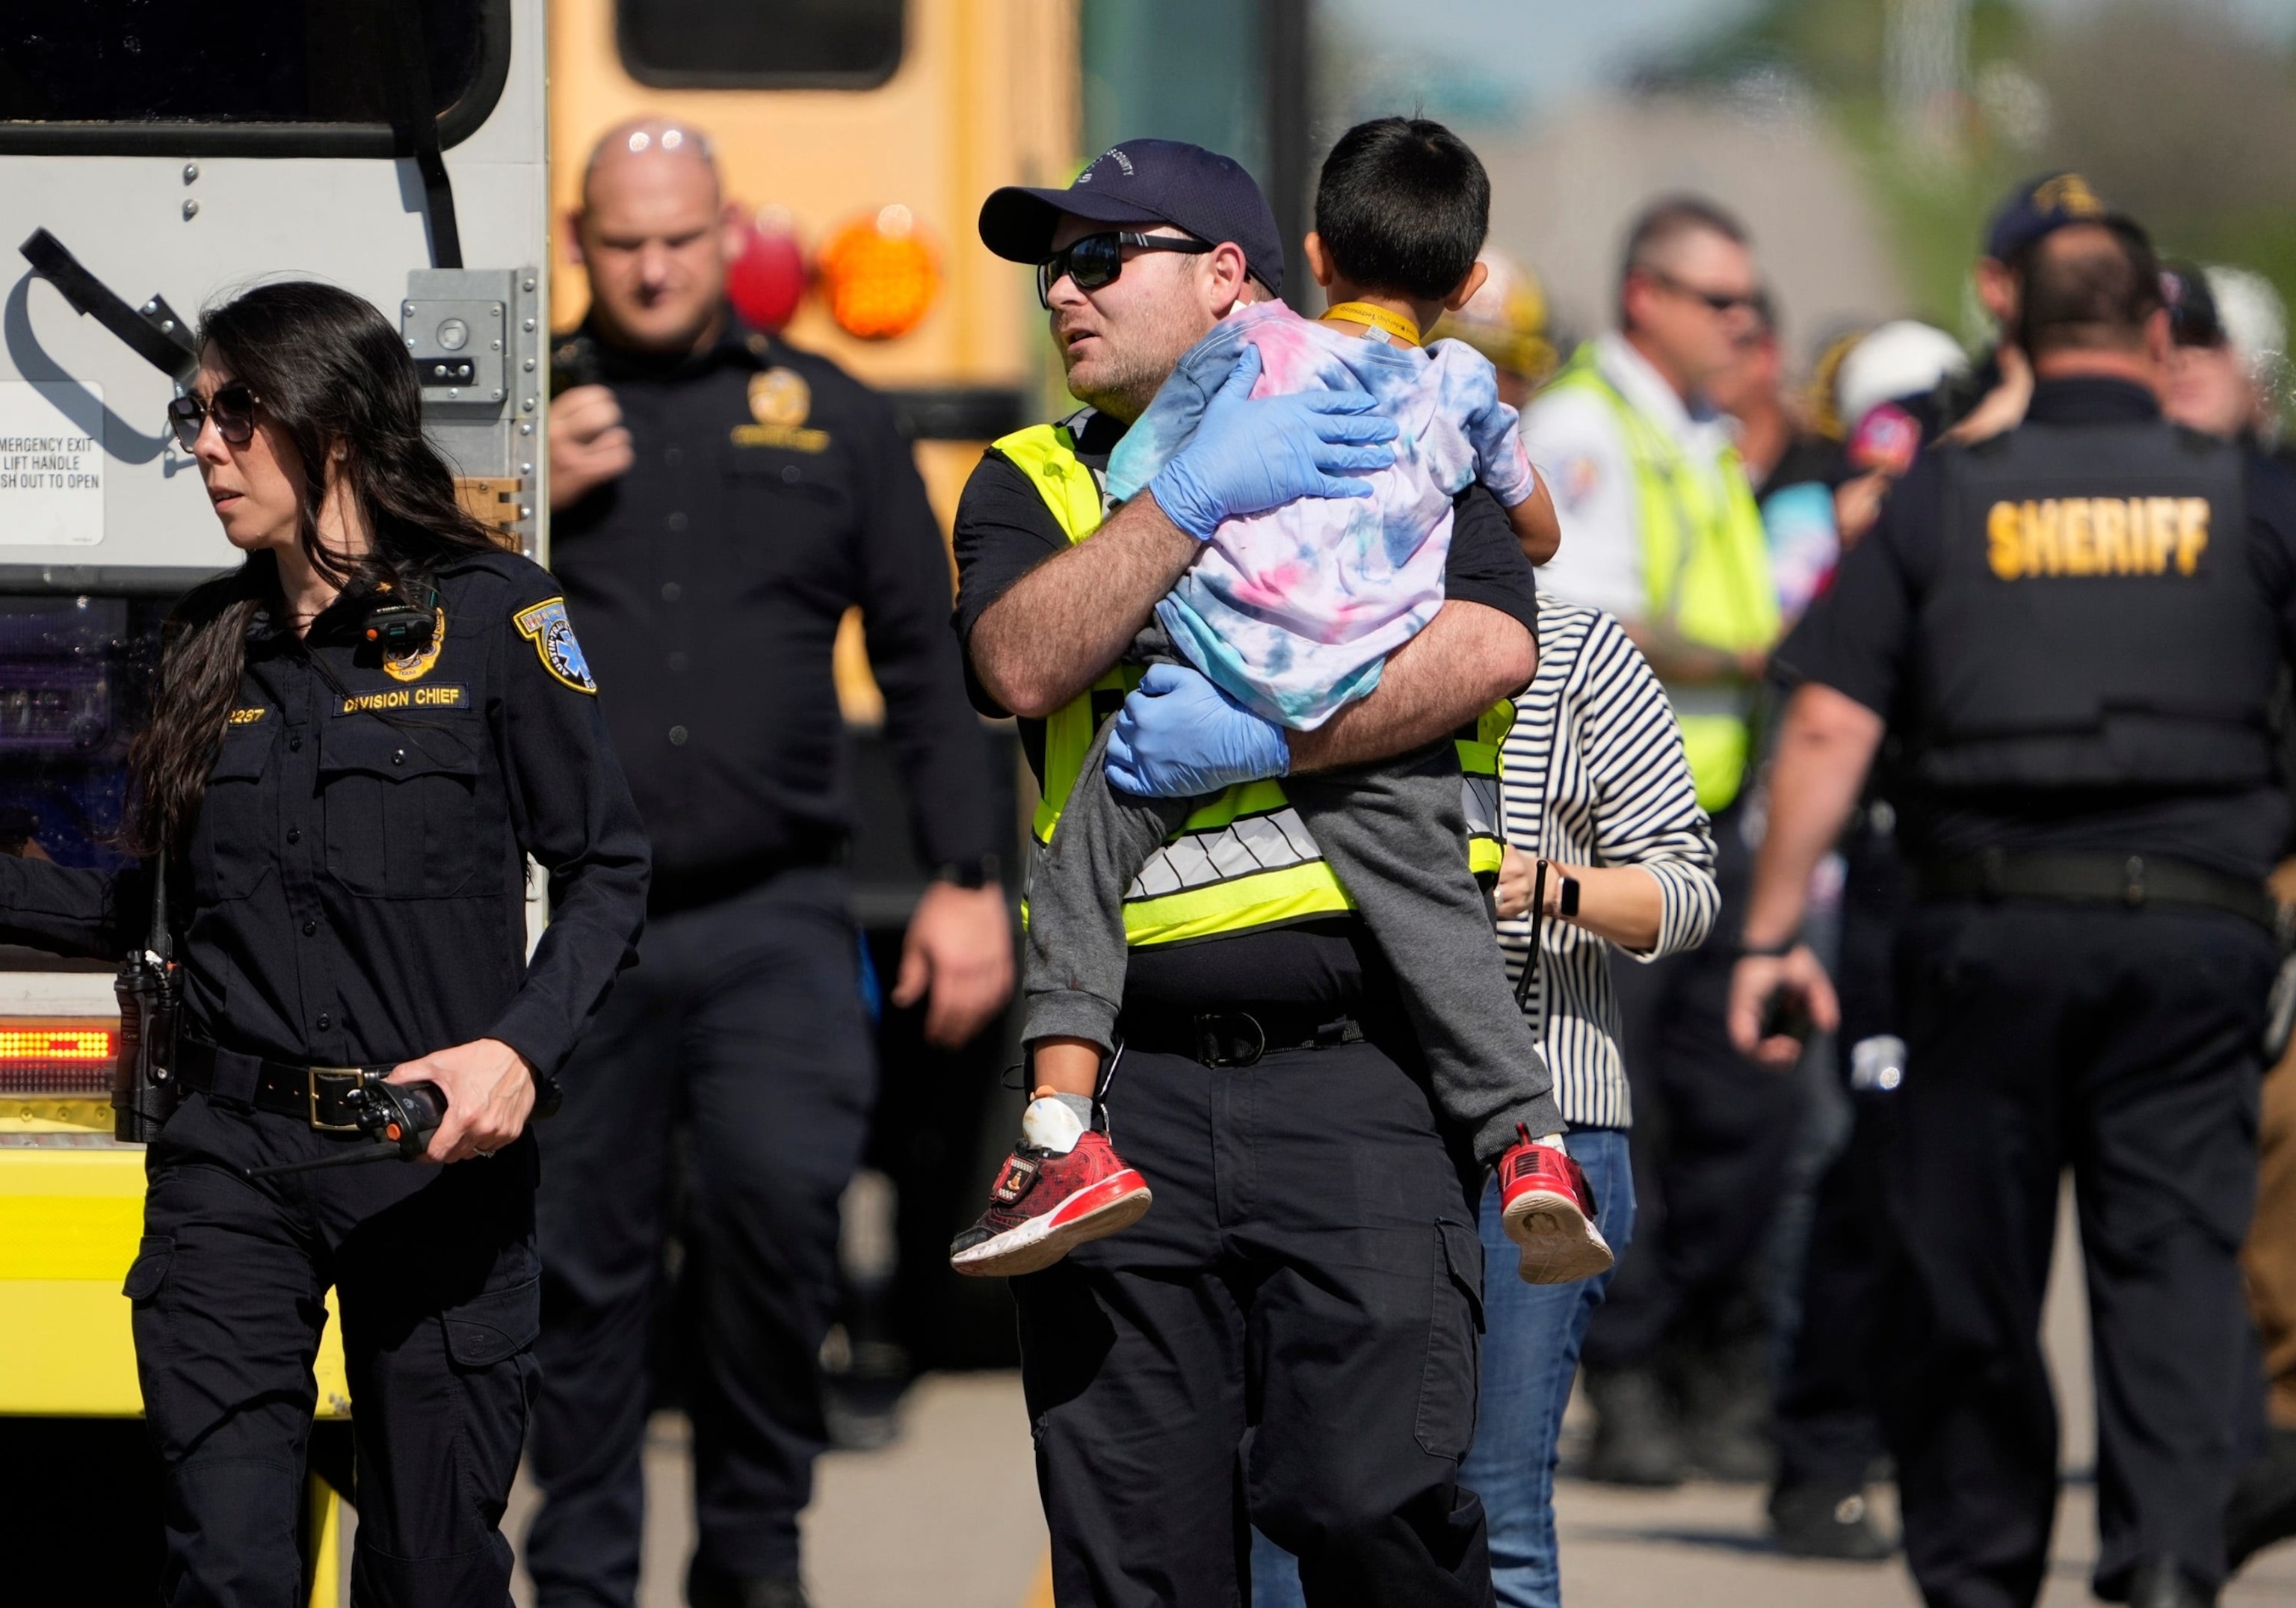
[1835,321,1971,431]
[2204,265,2290,418]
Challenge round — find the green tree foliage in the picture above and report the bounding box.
[1657,0,2296,344]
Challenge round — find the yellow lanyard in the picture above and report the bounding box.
[1321,301,1422,348]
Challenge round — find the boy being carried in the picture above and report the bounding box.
[952,117,1606,1285]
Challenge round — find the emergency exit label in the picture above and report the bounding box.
[0,381,103,546]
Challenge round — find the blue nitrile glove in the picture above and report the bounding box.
[1105,664,1291,798]
[1145,345,1399,542]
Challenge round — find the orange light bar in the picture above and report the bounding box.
[816,205,940,341]
[0,1026,112,1060]
[0,1017,120,1097]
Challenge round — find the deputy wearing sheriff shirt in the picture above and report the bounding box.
[1729,217,2296,1608]
[528,120,1012,1608]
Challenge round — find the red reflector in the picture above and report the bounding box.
[0,1017,120,1096]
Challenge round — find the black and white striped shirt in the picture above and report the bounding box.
[1498,600,1720,1128]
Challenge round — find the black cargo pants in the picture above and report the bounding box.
[1773,816,1909,1493]
[1882,901,2272,1608]
[528,868,876,1604]
[130,1091,540,1608]
[1016,999,1495,1608]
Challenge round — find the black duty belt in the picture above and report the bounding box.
[176,1038,389,1134]
[1114,1007,1367,1069]
[1916,850,2276,931]
[648,832,845,919]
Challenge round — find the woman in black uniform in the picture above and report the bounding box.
[0,283,649,1606]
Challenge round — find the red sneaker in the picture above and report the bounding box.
[949,1130,1152,1278]
[1498,1132,1614,1284]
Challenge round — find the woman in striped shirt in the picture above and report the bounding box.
[1472,596,1720,1607]
[1250,596,1718,1608]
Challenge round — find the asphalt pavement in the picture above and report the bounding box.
[481,1376,2296,1608]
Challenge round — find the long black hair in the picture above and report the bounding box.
[126,280,498,855]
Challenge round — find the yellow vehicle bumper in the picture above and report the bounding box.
[0,1142,351,1414]
[0,1137,350,1604]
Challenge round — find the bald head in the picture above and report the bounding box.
[581,117,721,212]
[573,117,736,356]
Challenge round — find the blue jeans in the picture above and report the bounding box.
[1252,1130,1635,1608]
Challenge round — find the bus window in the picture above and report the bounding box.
[617,0,903,90]
[0,596,167,875]
[0,0,503,152]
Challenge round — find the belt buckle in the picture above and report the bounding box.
[1195,1012,1266,1069]
[306,1066,365,1133]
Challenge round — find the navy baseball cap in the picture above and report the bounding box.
[2161,260,2226,348]
[1984,171,2127,262]
[979,138,1286,295]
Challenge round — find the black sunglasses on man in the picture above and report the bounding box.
[1640,267,1762,316]
[1037,231,1213,309]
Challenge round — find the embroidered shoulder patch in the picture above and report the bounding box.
[1561,453,1602,511]
[512,597,597,694]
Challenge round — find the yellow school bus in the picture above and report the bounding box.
[549,0,1079,721]
[0,2,1075,1595]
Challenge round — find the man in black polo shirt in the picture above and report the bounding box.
[1730,217,2296,1608]
[954,141,1540,1606]
[525,120,1013,1608]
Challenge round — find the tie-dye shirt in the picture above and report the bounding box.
[1107,301,1537,729]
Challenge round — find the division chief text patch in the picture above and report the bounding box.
[336,685,469,715]
[513,597,598,693]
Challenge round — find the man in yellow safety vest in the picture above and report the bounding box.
[952,138,1543,1604]
[1519,194,1800,1488]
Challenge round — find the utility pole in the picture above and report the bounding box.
[1884,0,1969,161]
[1264,0,1312,311]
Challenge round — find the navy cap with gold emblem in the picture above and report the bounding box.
[1984,171,2141,263]
[978,138,1285,295]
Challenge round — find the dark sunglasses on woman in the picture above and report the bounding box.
[1036,230,1212,308]
[166,383,261,451]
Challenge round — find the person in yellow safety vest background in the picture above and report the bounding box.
[1517,194,1801,1488]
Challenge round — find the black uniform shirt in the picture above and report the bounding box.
[549,316,996,908]
[1777,377,2296,880]
[1895,348,2007,444]
[953,407,1543,1009]
[0,549,651,1077]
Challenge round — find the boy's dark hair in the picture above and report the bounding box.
[2015,220,2164,356]
[1314,117,1490,302]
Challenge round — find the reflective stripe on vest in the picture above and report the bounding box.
[993,419,1506,949]
[1544,345,1777,812]
[1456,700,1512,870]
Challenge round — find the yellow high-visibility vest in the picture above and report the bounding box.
[995,416,1509,949]
[1545,345,1778,811]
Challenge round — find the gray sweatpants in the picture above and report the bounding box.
[1024,715,1564,1168]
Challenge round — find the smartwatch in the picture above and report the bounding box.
[933,855,1001,890]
